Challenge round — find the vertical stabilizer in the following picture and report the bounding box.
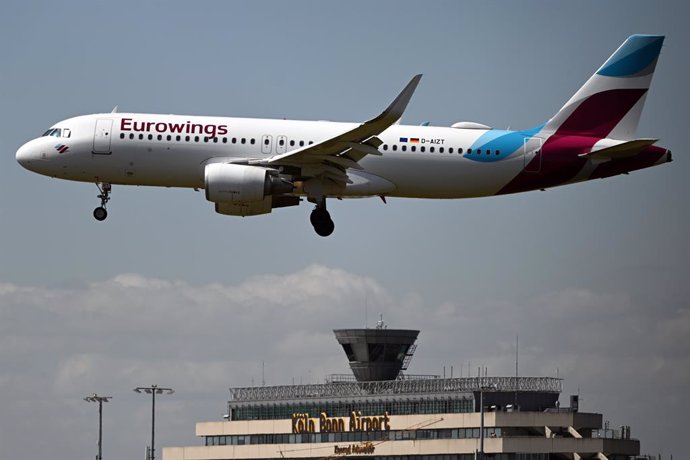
[543,35,664,139]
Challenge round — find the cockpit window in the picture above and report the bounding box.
[42,128,62,137]
[42,128,69,137]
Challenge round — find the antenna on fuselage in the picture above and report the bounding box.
[111,106,119,113]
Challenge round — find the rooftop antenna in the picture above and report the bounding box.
[376,313,386,329]
[262,361,265,387]
[364,294,368,329]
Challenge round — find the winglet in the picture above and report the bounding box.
[368,74,422,125]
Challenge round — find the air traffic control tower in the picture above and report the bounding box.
[164,320,644,460]
[333,323,418,382]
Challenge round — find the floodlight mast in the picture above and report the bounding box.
[83,393,112,460]
[134,385,174,460]
[478,384,497,460]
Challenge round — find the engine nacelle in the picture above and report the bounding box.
[204,163,292,203]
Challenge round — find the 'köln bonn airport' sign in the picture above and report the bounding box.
[292,412,392,433]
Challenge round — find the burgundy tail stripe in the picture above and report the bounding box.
[555,88,647,138]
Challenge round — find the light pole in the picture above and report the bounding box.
[478,384,496,460]
[134,385,174,460]
[84,393,112,460]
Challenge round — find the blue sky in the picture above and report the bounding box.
[0,1,688,458]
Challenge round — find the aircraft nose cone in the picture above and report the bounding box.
[16,142,32,168]
[16,140,42,170]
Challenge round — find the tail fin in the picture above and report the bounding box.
[543,35,664,139]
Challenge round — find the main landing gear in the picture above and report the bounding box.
[93,182,111,221]
[310,201,335,237]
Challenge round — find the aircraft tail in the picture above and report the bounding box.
[543,35,664,140]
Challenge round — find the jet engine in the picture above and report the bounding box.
[204,163,293,203]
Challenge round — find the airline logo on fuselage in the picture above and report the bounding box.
[120,118,228,138]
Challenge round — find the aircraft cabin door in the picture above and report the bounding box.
[276,135,288,154]
[261,135,272,154]
[93,119,113,154]
[523,137,543,173]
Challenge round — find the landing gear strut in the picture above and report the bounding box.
[93,182,111,221]
[310,201,335,237]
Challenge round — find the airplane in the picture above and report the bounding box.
[16,34,671,237]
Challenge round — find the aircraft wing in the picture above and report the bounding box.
[257,75,422,185]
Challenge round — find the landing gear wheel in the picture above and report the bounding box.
[93,182,111,222]
[314,217,335,237]
[310,208,335,237]
[93,207,108,221]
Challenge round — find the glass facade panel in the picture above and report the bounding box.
[231,396,473,420]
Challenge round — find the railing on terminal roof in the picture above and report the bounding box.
[325,373,441,383]
[228,376,562,402]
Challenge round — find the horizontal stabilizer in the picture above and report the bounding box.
[580,138,658,161]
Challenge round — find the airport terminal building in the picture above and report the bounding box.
[164,326,641,460]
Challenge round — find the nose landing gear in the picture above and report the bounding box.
[93,182,111,221]
[310,200,335,237]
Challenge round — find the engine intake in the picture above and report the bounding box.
[205,163,292,203]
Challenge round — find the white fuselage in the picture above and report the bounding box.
[17,113,536,199]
